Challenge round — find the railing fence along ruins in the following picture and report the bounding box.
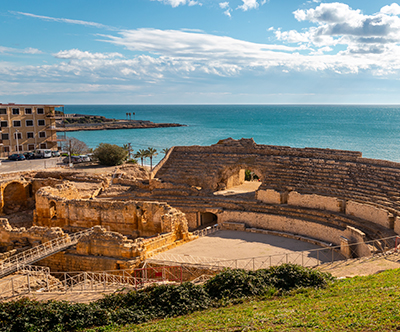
[0,228,93,279]
[147,235,400,272]
[0,266,183,301]
[192,224,220,237]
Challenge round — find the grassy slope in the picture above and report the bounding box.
[89,269,400,332]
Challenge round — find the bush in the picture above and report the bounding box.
[255,263,334,291]
[205,264,333,300]
[93,143,128,166]
[0,265,333,331]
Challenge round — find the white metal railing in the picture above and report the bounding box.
[0,229,93,278]
[192,224,220,237]
[47,271,138,293]
[0,266,183,299]
[147,235,400,271]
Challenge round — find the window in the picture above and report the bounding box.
[15,145,22,152]
[37,108,44,114]
[26,120,34,126]
[27,132,34,139]
[28,144,35,150]
[39,132,46,138]
[12,108,19,115]
[3,146,10,153]
[38,119,45,126]
[25,108,32,114]
[40,143,47,149]
[0,108,6,114]
[1,121,8,127]
[13,120,21,127]
[1,133,9,140]
[14,132,22,139]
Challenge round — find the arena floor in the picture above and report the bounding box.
[152,230,339,265]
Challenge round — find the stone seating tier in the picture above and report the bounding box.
[127,194,395,241]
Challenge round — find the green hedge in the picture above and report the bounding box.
[0,264,333,332]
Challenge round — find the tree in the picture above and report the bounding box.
[145,147,158,171]
[162,148,170,155]
[93,143,128,166]
[123,143,133,159]
[134,149,147,166]
[61,137,89,156]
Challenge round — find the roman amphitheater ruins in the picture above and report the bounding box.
[2,138,400,283]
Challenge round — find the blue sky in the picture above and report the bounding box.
[1,0,400,104]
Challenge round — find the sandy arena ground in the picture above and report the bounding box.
[154,230,330,261]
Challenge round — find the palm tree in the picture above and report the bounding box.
[134,149,147,166]
[145,147,158,171]
[162,148,170,155]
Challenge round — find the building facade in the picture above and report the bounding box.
[0,104,63,157]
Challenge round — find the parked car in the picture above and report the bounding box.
[23,152,35,160]
[8,154,26,161]
[62,156,83,164]
[51,150,61,157]
[35,149,52,158]
[78,155,91,162]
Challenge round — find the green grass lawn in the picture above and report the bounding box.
[88,269,400,332]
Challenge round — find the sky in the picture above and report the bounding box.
[1,0,400,104]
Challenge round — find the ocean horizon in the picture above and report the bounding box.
[63,104,400,165]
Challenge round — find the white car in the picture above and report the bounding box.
[78,155,91,162]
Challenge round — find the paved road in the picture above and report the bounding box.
[0,158,62,173]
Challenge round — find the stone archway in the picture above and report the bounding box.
[215,165,263,193]
[200,212,218,226]
[49,201,57,220]
[2,182,27,214]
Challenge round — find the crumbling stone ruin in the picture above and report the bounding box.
[2,138,400,273]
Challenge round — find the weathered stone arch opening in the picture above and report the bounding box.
[200,212,217,226]
[216,165,263,192]
[3,182,27,214]
[49,201,57,220]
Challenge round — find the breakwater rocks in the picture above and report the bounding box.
[57,120,185,132]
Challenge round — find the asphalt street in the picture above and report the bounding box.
[0,157,62,173]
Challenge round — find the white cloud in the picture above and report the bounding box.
[219,2,229,9]
[237,0,259,11]
[14,11,113,30]
[224,9,232,17]
[5,2,400,90]
[380,3,400,16]
[54,49,124,60]
[280,2,400,55]
[152,0,201,7]
[0,46,42,55]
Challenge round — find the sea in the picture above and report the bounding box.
[63,105,400,165]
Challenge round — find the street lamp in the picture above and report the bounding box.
[15,130,19,153]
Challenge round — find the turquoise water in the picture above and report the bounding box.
[64,105,400,164]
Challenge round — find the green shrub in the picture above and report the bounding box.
[205,269,271,300]
[255,263,334,291]
[0,265,332,331]
[93,143,128,166]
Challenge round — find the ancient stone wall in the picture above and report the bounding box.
[153,138,400,216]
[34,184,190,239]
[0,219,64,251]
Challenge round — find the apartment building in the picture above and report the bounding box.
[0,103,64,157]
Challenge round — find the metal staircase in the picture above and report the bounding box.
[0,229,92,279]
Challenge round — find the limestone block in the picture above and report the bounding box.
[287,191,341,212]
[256,189,281,204]
[218,210,343,245]
[220,222,246,232]
[346,201,392,229]
[343,226,371,258]
[394,216,400,235]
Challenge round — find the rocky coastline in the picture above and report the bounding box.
[56,116,185,132]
